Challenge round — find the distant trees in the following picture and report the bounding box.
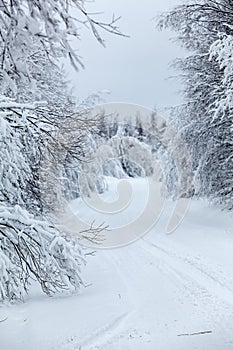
[159,0,233,209]
[95,112,180,197]
[0,0,123,301]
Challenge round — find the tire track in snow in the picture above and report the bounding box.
[79,312,131,350]
[141,237,233,306]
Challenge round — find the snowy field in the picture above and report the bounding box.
[1,177,233,350]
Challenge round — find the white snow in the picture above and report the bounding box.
[1,177,233,350]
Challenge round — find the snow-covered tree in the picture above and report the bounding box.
[0,204,84,301]
[159,0,233,209]
[0,98,86,301]
[90,110,191,199]
[0,0,122,94]
[0,0,123,301]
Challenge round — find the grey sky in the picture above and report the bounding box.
[65,0,185,112]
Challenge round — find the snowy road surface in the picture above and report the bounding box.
[1,178,233,350]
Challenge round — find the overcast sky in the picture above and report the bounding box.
[65,0,185,112]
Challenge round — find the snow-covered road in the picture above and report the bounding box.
[1,178,233,350]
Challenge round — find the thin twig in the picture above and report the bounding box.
[177,330,212,337]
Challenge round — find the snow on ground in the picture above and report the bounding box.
[1,177,233,350]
